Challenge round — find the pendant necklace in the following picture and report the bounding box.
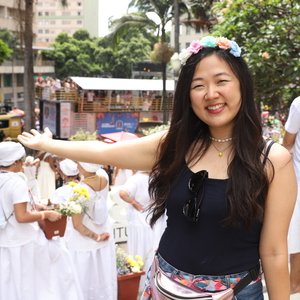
[211,142,232,157]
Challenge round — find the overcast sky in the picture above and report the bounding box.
[98,0,132,37]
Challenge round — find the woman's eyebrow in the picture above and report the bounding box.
[192,72,232,82]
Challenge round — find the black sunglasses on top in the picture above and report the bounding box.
[183,170,208,222]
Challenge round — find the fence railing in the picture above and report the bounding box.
[35,87,174,113]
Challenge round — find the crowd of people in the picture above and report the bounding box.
[1,35,299,300]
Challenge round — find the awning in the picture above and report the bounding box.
[70,77,175,91]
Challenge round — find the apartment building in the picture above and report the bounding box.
[36,0,99,46]
[0,1,55,109]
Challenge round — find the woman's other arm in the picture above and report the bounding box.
[72,213,109,241]
[259,143,297,300]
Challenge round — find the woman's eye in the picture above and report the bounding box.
[192,84,203,89]
[218,80,228,84]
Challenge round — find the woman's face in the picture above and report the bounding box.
[190,54,241,132]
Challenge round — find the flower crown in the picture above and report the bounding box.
[179,36,242,65]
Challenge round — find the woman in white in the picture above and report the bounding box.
[67,162,117,300]
[23,155,41,202]
[52,158,80,205]
[119,171,167,289]
[0,142,84,300]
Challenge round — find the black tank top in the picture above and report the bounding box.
[158,165,262,275]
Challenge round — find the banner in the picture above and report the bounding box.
[96,112,139,134]
[43,102,56,135]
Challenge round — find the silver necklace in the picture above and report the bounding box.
[210,136,233,143]
[211,143,232,157]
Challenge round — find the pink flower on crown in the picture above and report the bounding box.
[187,40,204,54]
[215,37,231,50]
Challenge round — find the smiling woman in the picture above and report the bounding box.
[17,36,297,300]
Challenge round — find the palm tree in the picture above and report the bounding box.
[110,0,189,124]
[21,0,68,132]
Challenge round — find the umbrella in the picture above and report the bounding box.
[12,108,25,116]
[100,131,139,143]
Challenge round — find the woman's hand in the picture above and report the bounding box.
[100,232,110,241]
[18,128,53,151]
[46,211,62,222]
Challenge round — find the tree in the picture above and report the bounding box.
[20,0,68,132]
[0,40,12,64]
[110,1,190,123]
[212,0,300,109]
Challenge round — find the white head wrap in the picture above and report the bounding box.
[60,159,79,176]
[25,156,34,163]
[79,162,102,173]
[0,142,26,167]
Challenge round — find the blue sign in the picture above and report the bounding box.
[96,112,139,134]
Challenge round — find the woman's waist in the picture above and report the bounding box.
[157,252,261,292]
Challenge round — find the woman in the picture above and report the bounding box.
[18,36,296,299]
[66,162,117,300]
[23,155,41,202]
[0,141,84,300]
[37,151,57,203]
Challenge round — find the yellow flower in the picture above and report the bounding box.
[69,197,74,201]
[68,182,78,187]
[135,255,142,261]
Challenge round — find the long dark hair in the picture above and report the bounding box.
[148,47,273,228]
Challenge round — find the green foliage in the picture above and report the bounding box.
[68,129,97,141]
[212,0,300,107]
[41,26,153,79]
[142,122,170,136]
[0,39,12,64]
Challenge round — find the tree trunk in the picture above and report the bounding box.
[23,0,35,132]
[174,0,179,53]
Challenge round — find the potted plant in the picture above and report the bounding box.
[38,182,90,239]
[116,245,145,300]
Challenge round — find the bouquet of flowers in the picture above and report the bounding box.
[55,182,90,216]
[116,245,144,275]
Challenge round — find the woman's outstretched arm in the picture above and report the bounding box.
[18,128,166,171]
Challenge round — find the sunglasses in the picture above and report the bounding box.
[183,170,208,222]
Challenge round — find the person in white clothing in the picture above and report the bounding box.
[23,155,41,202]
[282,95,300,294]
[119,171,167,289]
[67,161,117,300]
[0,141,84,300]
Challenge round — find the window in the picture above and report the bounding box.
[185,43,190,49]
[179,25,182,35]
[62,20,71,25]
[17,74,23,87]
[45,38,49,42]
[186,25,191,35]
[62,11,70,16]
[4,75,12,87]
[38,12,42,16]
[178,43,181,53]
[45,21,49,25]
[77,11,82,16]
[38,29,43,34]
[38,21,43,25]
[45,29,49,34]
[50,11,56,16]
[77,20,82,25]
[77,2,82,6]
[0,120,9,129]
[50,20,56,24]
[195,25,201,33]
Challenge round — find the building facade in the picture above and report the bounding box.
[0,0,55,109]
[36,0,99,46]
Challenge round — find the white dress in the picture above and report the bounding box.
[37,153,56,202]
[0,172,84,300]
[114,168,132,186]
[66,171,117,300]
[23,165,41,202]
[122,173,167,289]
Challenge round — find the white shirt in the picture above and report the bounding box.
[285,96,300,181]
[0,172,39,247]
